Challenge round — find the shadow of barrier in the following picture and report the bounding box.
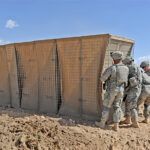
[0,34,134,120]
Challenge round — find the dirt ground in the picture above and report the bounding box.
[0,106,150,150]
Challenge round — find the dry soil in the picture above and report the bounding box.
[0,107,150,150]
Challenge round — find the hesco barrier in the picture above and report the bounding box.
[57,35,109,119]
[5,44,20,108]
[0,34,134,120]
[35,40,58,114]
[0,46,10,106]
[81,35,109,119]
[15,42,39,111]
[57,37,81,117]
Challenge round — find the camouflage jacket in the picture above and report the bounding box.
[101,62,129,90]
[145,70,150,76]
[127,63,143,87]
[142,69,150,85]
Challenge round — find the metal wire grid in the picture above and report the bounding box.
[57,38,81,116]
[35,40,57,114]
[0,46,10,106]
[5,45,20,108]
[0,36,134,120]
[103,40,133,70]
[81,37,107,118]
[15,43,39,111]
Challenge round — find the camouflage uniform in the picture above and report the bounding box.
[123,57,142,122]
[101,63,126,123]
[144,70,150,118]
[96,51,129,130]
[138,61,150,121]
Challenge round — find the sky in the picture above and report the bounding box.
[0,0,150,63]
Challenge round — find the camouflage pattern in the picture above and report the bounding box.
[138,70,150,119]
[100,61,129,123]
[110,51,123,60]
[146,70,150,76]
[125,85,142,121]
[123,56,134,65]
[125,63,142,121]
[140,61,150,68]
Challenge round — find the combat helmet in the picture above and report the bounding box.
[110,51,123,60]
[140,61,149,68]
[123,56,134,65]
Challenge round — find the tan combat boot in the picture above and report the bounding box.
[131,121,139,128]
[121,117,131,124]
[142,118,149,124]
[114,123,119,131]
[95,120,106,129]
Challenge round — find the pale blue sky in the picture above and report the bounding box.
[0,0,150,62]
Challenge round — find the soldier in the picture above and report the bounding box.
[95,51,129,131]
[121,56,142,128]
[138,61,150,124]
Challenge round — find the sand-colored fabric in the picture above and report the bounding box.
[15,42,38,111]
[5,44,20,108]
[35,40,57,113]
[81,35,109,119]
[0,46,10,106]
[57,38,81,117]
[57,35,109,118]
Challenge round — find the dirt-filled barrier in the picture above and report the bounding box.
[0,34,134,120]
[57,37,81,117]
[57,34,134,119]
[5,44,20,108]
[81,35,109,119]
[0,46,10,106]
[15,42,39,111]
[35,40,58,114]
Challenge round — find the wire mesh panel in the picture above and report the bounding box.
[5,44,20,108]
[81,35,109,119]
[119,42,133,56]
[0,34,134,120]
[15,42,39,111]
[103,38,134,69]
[0,46,10,106]
[57,38,81,117]
[35,40,57,114]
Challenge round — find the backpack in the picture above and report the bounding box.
[129,65,142,87]
[116,64,129,86]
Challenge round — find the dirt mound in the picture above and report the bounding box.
[0,107,150,150]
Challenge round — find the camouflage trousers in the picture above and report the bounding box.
[144,104,150,118]
[125,85,141,121]
[101,85,124,123]
[138,86,150,119]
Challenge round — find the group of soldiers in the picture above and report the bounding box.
[95,51,150,131]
